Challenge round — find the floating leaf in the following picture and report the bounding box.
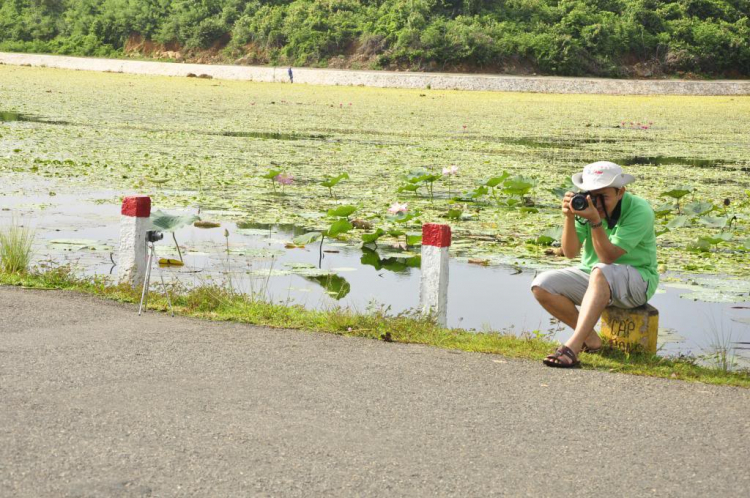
[158,258,184,266]
[533,226,563,246]
[48,239,110,251]
[194,220,221,228]
[468,258,490,266]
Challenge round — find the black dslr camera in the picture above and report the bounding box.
[570,192,590,211]
[146,230,164,243]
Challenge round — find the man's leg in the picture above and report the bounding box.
[564,267,611,355]
[532,279,602,349]
[532,286,578,329]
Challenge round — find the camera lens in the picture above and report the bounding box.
[571,193,588,211]
[146,230,164,243]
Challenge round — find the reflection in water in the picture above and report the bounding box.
[360,247,421,273]
[306,274,351,300]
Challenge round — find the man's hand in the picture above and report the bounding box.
[570,194,602,223]
[561,192,576,219]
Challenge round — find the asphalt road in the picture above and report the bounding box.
[1,286,749,497]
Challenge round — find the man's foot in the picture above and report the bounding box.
[543,346,580,368]
[581,334,603,354]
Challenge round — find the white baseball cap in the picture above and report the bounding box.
[572,161,635,191]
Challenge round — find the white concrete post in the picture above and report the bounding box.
[419,223,451,327]
[117,196,151,289]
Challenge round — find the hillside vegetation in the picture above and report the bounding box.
[1,0,748,77]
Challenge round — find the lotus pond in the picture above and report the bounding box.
[1,65,749,365]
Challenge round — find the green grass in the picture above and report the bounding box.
[2,266,748,388]
[0,220,34,274]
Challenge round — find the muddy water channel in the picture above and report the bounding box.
[3,177,749,369]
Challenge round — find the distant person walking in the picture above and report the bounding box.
[288,67,293,83]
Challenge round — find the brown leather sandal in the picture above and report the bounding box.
[543,345,580,368]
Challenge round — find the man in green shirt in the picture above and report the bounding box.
[530,161,659,368]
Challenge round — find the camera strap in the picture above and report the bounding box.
[604,198,623,229]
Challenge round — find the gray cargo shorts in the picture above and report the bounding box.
[530,264,648,309]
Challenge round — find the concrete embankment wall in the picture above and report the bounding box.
[2,51,749,96]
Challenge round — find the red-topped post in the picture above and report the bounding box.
[420,223,451,326]
[118,196,151,288]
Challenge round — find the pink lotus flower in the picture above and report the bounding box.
[274,173,294,185]
[388,202,408,214]
[442,165,459,176]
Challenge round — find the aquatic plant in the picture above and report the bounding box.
[293,205,357,265]
[274,172,294,193]
[388,202,408,215]
[148,210,200,263]
[0,219,35,274]
[442,165,459,196]
[661,185,694,214]
[320,172,349,198]
[260,168,282,193]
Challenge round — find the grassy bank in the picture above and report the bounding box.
[2,266,748,388]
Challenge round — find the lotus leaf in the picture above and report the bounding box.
[534,226,563,246]
[661,186,693,199]
[293,231,323,245]
[484,172,509,188]
[320,172,349,188]
[326,219,353,237]
[148,210,200,232]
[666,216,689,229]
[697,216,729,229]
[683,201,714,216]
[327,205,357,218]
[361,228,385,243]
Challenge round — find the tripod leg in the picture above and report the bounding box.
[155,248,175,317]
[138,243,154,315]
